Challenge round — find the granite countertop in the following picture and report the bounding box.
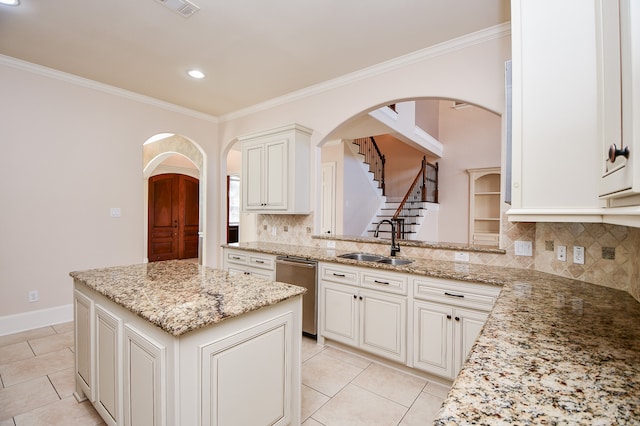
[225,242,640,423]
[224,241,519,287]
[70,260,306,336]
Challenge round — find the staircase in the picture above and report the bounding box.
[367,198,428,240]
[353,137,385,195]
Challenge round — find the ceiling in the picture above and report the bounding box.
[0,0,510,117]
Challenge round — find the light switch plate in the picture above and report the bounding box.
[573,246,585,264]
[557,245,567,261]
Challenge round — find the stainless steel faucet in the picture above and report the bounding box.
[374,219,401,257]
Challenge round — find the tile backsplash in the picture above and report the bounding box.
[256,214,640,303]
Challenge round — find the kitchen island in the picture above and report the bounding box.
[70,260,306,426]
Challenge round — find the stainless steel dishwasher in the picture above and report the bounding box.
[275,256,317,337]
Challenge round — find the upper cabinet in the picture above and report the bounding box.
[598,0,640,209]
[508,0,640,227]
[239,124,312,214]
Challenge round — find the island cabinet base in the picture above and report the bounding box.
[73,281,302,426]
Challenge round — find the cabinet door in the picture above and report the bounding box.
[244,143,264,210]
[124,325,165,426]
[95,305,122,426]
[453,308,488,376]
[264,139,288,209]
[412,300,453,379]
[201,312,293,426]
[320,282,358,347]
[74,289,94,401]
[359,290,406,363]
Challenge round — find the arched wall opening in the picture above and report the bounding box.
[143,133,208,265]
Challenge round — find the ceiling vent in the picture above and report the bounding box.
[155,0,200,18]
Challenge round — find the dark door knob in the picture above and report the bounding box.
[609,144,630,163]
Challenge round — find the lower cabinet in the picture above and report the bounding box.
[223,248,276,280]
[318,261,500,381]
[412,300,488,380]
[123,325,165,426]
[95,305,122,426]
[319,265,407,364]
[73,281,302,426]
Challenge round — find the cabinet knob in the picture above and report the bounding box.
[359,296,363,301]
[353,294,357,299]
[446,315,452,320]
[455,316,460,321]
[608,144,630,163]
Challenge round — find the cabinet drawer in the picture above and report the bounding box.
[225,251,247,265]
[413,277,500,311]
[320,264,359,286]
[361,270,408,295]
[248,254,274,270]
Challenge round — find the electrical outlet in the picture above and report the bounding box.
[110,207,121,218]
[514,240,533,256]
[28,290,38,303]
[326,241,336,248]
[557,245,567,261]
[454,252,470,262]
[573,246,585,264]
[271,226,277,236]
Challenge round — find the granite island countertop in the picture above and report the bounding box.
[70,260,306,336]
[224,242,640,423]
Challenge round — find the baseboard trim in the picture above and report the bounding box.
[0,304,73,337]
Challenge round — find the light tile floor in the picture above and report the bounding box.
[0,324,448,425]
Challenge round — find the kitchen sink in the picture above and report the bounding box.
[337,253,414,266]
[338,253,387,262]
[377,258,414,266]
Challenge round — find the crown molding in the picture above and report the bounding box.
[0,54,219,124]
[220,22,511,122]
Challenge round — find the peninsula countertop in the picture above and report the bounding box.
[70,260,306,336]
[224,242,640,423]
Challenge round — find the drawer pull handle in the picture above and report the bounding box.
[231,256,241,260]
[254,260,265,264]
[374,280,390,285]
[444,292,465,298]
[333,273,346,277]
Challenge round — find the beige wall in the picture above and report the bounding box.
[0,59,219,330]
[437,102,502,243]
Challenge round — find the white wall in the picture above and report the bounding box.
[0,59,219,330]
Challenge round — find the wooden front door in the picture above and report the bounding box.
[148,174,199,262]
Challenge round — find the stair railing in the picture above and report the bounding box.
[353,137,385,195]
[392,156,439,239]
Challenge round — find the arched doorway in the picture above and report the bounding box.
[143,134,207,264]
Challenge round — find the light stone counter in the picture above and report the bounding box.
[70,259,306,336]
[225,242,640,424]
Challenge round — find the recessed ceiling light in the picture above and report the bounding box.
[0,0,20,5]
[187,69,205,79]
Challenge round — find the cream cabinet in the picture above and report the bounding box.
[95,305,122,426]
[468,167,501,246]
[123,325,165,426]
[73,279,302,426]
[319,263,407,363]
[223,248,276,280]
[411,276,500,380]
[509,0,640,226]
[598,0,640,213]
[509,0,605,222]
[239,124,312,214]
